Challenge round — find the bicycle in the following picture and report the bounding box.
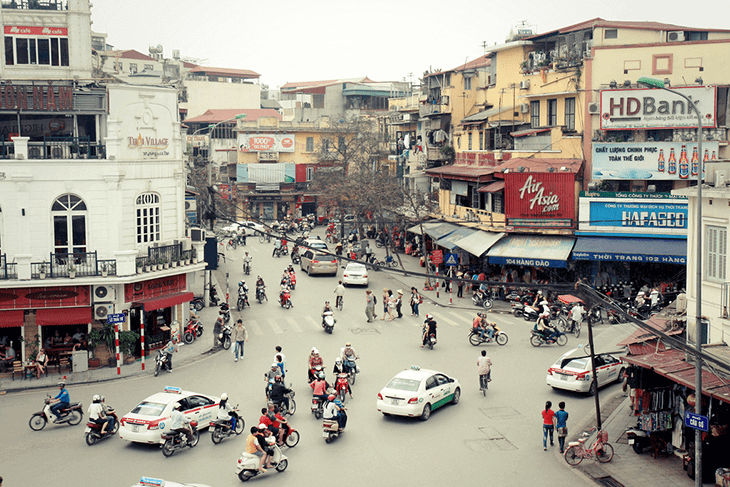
[226,239,237,251]
[259,234,272,244]
[564,428,614,466]
[335,295,343,311]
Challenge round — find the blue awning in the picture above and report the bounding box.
[572,237,686,264]
[435,227,481,250]
[487,235,575,268]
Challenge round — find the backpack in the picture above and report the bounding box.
[419,295,423,304]
[373,296,377,305]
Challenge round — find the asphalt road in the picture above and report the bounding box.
[0,231,635,487]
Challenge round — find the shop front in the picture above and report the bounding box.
[125,275,192,352]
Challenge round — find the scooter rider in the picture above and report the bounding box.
[324,394,347,431]
[422,314,438,347]
[269,376,292,412]
[333,281,346,308]
[310,372,330,403]
[272,238,282,257]
[242,252,252,273]
[259,407,284,446]
[100,395,115,432]
[162,338,176,372]
[217,393,239,431]
[569,302,584,331]
[49,380,70,421]
[88,394,110,435]
[333,358,354,398]
[170,403,193,444]
[341,342,358,374]
[473,313,487,340]
[264,363,282,397]
[535,311,557,340]
[308,347,324,382]
[321,301,334,327]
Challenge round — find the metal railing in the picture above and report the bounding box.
[97,259,117,276]
[0,254,17,279]
[148,243,183,266]
[31,136,106,159]
[1,0,67,10]
[0,137,14,159]
[50,251,98,278]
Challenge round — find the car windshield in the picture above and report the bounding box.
[130,401,167,416]
[561,358,589,370]
[347,264,365,271]
[386,377,421,392]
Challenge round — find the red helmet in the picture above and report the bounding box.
[328,394,336,401]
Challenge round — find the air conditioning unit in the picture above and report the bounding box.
[520,104,530,114]
[667,31,685,42]
[519,80,530,90]
[185,199,197,212]
[94,304,114,321]
[93,285,116,303]
[189,227,206,242]
[588,103,600,114]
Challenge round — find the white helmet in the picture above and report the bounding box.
[220,392,228,401]
[92,394,101,403]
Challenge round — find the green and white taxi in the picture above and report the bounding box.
[376,366,461,421]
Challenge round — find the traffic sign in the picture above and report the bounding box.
[431,250,443,265]
[684,411,708,432]
[107,313,126,324]
[444,253,458,266]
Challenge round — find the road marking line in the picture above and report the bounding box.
[286,316,302,333]
[268,318,283,334]
[438,313,461,327]
[305,315,321,331]
[248,319,264,336]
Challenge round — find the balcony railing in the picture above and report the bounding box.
[51,251,98,277]
[0,254,18,280]
[0,137,14,159]
[25,137,106,160]
[148,243,183,266]
[1,0,67,10]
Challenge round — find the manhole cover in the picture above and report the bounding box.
[478,426,504,440]
[350,327,381,335]
[594,477,625,487]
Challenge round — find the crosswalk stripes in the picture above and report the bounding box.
[438,311,463,327]
[286,316,303,333]
[304,315,321,331]
[267,318,283,334]
[247,319,264,336]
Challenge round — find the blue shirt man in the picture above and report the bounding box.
[50,383,70,420]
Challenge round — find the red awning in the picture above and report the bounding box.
[0,310,24,328]
[133,291,194,312]
[36,307,92,327]
[477,180,505,193]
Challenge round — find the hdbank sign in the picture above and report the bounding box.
[577,192,688,237]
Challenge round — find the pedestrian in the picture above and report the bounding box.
[386,290,396,321]
[395,290,403,319]
[456,271,464,298]
[542,401,556,451]
[556,401,569,453]
[409,287,420,316]
[232,319,248,362]
[380,288,389,321]
[274,346,286,373]
[477,350,492,391]
[365,289,376,322]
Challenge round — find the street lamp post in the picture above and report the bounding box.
[637,76,703,487]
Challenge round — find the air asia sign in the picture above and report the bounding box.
[505,172,575,228]
[238,134,296,153]
[600,86,716,130]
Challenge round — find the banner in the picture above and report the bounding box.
[238,133,295,153]
[592,141,720,180]
[600,86,716,130]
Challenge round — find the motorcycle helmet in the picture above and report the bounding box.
[58,380,66,388]
[221,392,228,401]
[318,372,325,379]
[328,394,336,401]
[271,363,278,369]
[335,357,342,364]
[258,423,268,430]
[238,281,243,287]
[537,290,543,295]
[345,342,351,347]
[92,394,101,403]
[425,314,433,320]
[312,348,319,354]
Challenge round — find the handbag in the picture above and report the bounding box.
[557,427,568,436]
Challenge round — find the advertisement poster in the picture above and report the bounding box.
[505,172,575,228]
[600,86,716,130]
[577,193,688,237]
[592,141,720,180]
[238,133,296,153]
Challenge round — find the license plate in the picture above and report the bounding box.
[84,427,90,433]
[628,439,634,445]
[322,432,330,438]
[132,424,139,432]
[390,399,400,406]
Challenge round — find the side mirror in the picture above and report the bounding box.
[448,378,454,383]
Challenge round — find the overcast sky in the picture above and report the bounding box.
[92,0,726,89]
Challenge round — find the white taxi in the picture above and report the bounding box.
[131,478,212,487]
[376,366,461,421]
[119,386,220,444]
[546,347,625,394]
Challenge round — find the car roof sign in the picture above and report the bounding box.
[410,365,420,371]
[163,386,182,394]
[139,478,165,486]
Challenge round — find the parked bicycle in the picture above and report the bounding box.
[259,233,272,244]
[564,428,614,466]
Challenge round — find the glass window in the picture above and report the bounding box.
[136,193,161,244]
[605,29,618,39]
[50,38,59,66]
[37,38,50,65]
[479,131,483,150]
[312,94,324,109]
[59,38,68,66]
[564,98,576,131]
[385,377,420,392]
[338,136,345,152]
[16,38,29,64]
[706,226,727,280]
[468,131,472,150]
[306,137,314,152]
[463,76,472,91]
[530,101,540,128]
[547,99,557,126]
[306,166,314,181]
[129,63,137,74]
[4,37,13,65]
[52,194,87,257]
[28,39,37,64]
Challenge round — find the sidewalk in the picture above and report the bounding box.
[563,389,705,487]
[0,270,225,395]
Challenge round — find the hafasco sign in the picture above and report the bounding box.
[600,86,716,130]
[128,134,169,150]
[577,194,689,237]
[238,133,296,153]
[505,172,575,228]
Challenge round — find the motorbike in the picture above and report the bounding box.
[191,296,205,311]
[288,271,296,290]
[219,322,232,350]
[291,250,301,265]
[471,290,494,310]
[269,390,297,416]
[279,290,293,309]
[243,261,251,275]
[322,310,336,334]
[626,423,652,454]
[236,439,288,481]
[210,407,244,444]
[183,318,203,344]
[84,407,119,445]
[423,325,437,350]
[29,396,84,431]
[219,302,231,325]
[334,373,350,402]
[467,324,509,346]
[153,350,172,377]
[587,305,604,326]
[161,420,199,457]
[273,247,285,258]
[323,410,346,443]
[311,395,327,419]
[209,284,220,307]
[342,355,359,385]
[280,423,300,448]
[237,288,250,312]
[529,329,568,347]
[256,285,267,304]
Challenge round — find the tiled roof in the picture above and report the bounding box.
[424,165,499,182]
[109,49,157,62]
[280,77,374,93]
[452,55,491,72]
[183,109,281,124]
[528,17,730,40]
[189,66,260,79]
[497,158,583,174]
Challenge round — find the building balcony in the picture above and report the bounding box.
[419,102,450,118]
[0,136,106,160]
[1,0,67,10]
